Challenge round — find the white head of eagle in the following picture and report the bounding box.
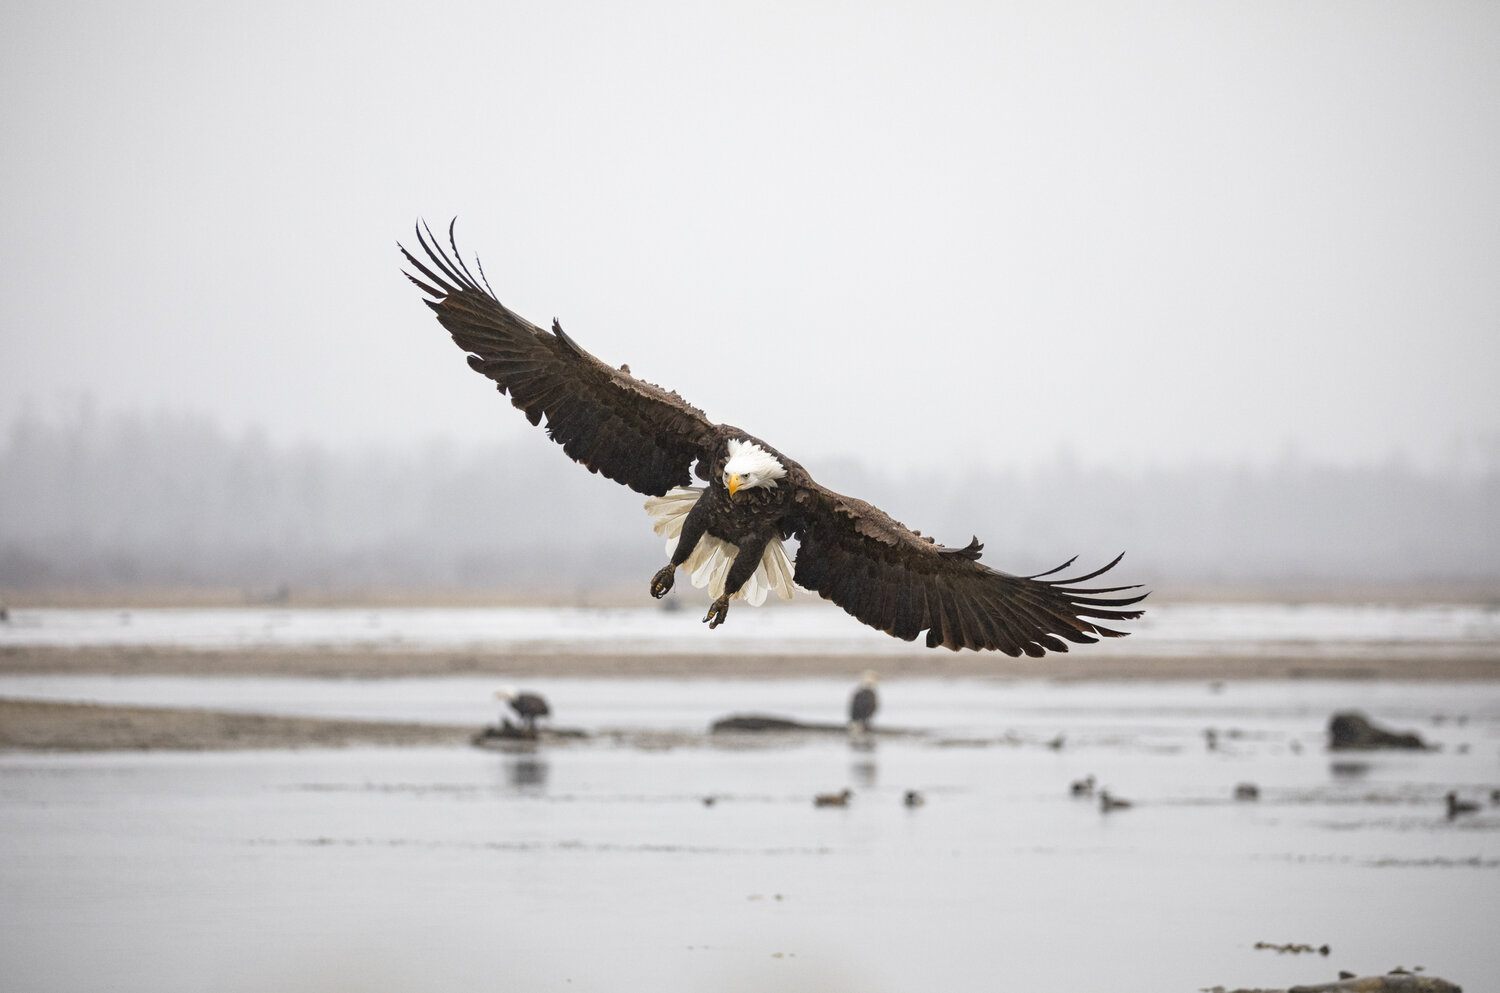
[723,439,786,496]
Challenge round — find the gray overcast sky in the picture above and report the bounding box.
[3,1,1497,474]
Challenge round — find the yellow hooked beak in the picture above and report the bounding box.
[727,473,742,496]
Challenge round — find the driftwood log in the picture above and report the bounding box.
[1208,972,1461,993]
[1289,973,1461,992]
[710,713,847,734]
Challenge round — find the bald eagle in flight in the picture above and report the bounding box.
[400,221,1146,655]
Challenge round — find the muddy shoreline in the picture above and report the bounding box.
[0,697,474,752]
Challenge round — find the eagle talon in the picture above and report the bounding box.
[649,565,676,599]
[703,595,730,629]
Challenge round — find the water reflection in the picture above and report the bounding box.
[500,751,549,794]
[849,746,878,789]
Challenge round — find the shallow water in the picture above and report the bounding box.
[3,602,1497,657]
[2,677,1498,992]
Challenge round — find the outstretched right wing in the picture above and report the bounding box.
[401,220,724,496]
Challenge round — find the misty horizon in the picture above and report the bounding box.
[2,404,1495,600]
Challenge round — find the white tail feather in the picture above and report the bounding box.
[642,487,797,606]
[644,487,700,545]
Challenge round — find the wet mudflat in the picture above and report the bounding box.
[1,677,1496,992]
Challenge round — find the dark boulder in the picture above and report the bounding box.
[1328,711,1429,751]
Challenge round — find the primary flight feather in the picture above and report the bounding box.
[400,220,1146,654]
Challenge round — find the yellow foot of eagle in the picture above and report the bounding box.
[703,595,730,629]
[650,565,675,599]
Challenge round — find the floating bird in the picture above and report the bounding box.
[1234,782,1260,801]
[1070,775,1097,797]
[1446,791,1479,819]
[849,671,880,733]
[495,688,551,733]
[1099,789,1133,812]
[400,222,1147,654]
[903,789,925,807]
[814,789,853,807]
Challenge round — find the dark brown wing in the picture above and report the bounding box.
[400,220,723,496]
[788,473,1146,655]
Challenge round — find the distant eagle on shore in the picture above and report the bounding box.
[495,688,550,732]
[400,221,1146,654]
[849,671,880,732]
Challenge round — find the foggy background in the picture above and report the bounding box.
[1,404,1494,598]
[3,2,1498,599]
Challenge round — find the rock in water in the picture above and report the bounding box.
[1327,711,1429,751]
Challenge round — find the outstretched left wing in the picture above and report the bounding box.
[401,220,724,496]
[787,473,1146,655]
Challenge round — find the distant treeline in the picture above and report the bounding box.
[1,409,1496,597]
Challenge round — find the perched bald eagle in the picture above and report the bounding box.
[849,671,880,732]
[401,221,1146,655]
[495,688,550,732]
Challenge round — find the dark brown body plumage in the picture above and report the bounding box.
[849,686,878,728]
[401,220,1147,654]
[509,692,549,727]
